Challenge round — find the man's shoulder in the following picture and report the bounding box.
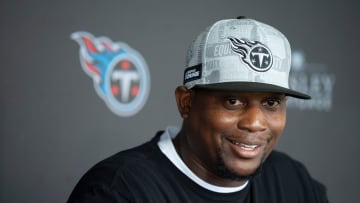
[80,134,163,183]
[68,134,164,194]
[67,133,167,202]
[255,150,329,202]
[95,134,162,171]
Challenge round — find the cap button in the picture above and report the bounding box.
[236,16,246,19]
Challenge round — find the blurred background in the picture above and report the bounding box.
[1,0,359,202]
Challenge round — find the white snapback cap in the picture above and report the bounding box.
[184,17,310,99]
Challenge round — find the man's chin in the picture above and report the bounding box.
[216,158,262,182]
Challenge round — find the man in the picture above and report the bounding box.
[68,17,329,202]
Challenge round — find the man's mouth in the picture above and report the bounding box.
[229,140,259,151]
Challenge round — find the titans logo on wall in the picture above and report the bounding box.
[71,31,150,117]
[228,37,273,72]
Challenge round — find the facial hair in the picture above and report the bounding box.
[215,150,263,182]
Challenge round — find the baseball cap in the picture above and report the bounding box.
[184,16,311,99]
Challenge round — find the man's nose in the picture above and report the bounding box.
[237,105,267,133]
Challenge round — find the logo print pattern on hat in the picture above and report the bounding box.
[228,37,273,72]
[183,17,311,99]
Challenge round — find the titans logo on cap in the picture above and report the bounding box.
[228,37,273,72]
[71,31,150,117]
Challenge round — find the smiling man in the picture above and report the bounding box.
[68,17,329,203]
[173,89,287,187]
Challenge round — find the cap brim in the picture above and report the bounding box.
[194,82,311,99]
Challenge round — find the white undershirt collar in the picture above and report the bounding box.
[157,126,248,193]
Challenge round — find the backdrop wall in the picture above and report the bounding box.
[1,0,359,202]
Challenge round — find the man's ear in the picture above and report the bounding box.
[175,86,192,118]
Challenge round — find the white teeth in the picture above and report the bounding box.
[232,141,240,145]
[230,140,258,150]
[240,144,258,151]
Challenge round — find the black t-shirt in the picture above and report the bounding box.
[67,132,329,203]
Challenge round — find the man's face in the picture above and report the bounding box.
[176,87,287,184]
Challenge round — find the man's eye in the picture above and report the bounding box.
[224,98,245,110]
[264,98,281,107]
[228,99,239,105]
[228,98,240,105]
